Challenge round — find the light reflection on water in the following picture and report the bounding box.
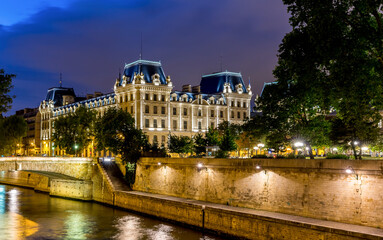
[0,185,226,240]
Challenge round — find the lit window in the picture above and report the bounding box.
[153,119,158,128]
[173,120,177,130]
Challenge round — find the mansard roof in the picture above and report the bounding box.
[170,91,226,104]
[200,71,247,94]
[45,87,76,107]
[53,93,116,116]
[120,59,167,86]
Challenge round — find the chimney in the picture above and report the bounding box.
[86,94,93,100]
[94,92,102,97]
[192,85,201,93]
[182,84,192,92]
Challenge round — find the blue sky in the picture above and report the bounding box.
[0,0,290,114]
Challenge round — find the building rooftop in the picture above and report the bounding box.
[200,71,247,94]
[120,59,167,86]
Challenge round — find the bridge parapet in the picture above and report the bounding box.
[0,157,93,180]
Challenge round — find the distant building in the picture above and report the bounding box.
[39,59,253,156]
[15,108,41,155]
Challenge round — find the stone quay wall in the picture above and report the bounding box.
[50,179,93,200]
[0,157,93,180]
[0,170,50,192]
[133,157,383,229]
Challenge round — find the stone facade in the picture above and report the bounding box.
[133,157,383,229]
[39,59,252,156]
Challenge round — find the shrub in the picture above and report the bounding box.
[326,153,349,159]
[252,154,269,159]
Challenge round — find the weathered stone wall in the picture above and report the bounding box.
[0,157,93,179]
[91,164,115,205]
[134,157,383,229]
[50,179,93,200]
[0,170,50,192]
[114,191,203,228]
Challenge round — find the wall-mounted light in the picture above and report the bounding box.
[346,166,359,180]
[158,162,162,166]
[197,163,204,168]
[255,165,261,170]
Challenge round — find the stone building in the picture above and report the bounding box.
[39,59,253,156]
[15,108,41,155]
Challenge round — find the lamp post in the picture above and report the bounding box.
[74,144,78,157]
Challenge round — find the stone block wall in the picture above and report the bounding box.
[91,164,115,205]
[114,191,203,228]
[0,157,93,180]
[134,157,383,229]
[0,170,50,192]
[50,179,93,200]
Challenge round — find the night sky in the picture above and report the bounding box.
[0,0,290,115]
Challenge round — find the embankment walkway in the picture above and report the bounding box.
[98,161,383,239]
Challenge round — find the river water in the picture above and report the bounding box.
[0,184,226,240]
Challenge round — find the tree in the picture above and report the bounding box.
[0,69,15,116]
[258,1,383,158]
[52,106,96,155]
[0,115,27,155]
[168,135,194,157]
[193,133,206,156]
[95,107,148,185]
[205,127,220,147]
[217,121,239,157]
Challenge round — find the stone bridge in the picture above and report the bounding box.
[0,157,95,200]
[0,157,94,180]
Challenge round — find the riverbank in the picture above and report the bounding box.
[1,170,382,240]
[2,157,383,239]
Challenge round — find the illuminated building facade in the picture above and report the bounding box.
[39,59,253,156]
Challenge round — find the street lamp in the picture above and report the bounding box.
[74,144,78,157]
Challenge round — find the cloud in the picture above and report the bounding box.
[0,0,290,114]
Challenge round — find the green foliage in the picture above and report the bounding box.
[205,127,220,146]
[218,121,239,154]
[256,1,383,158]
[251,154,268,159]
[326,153,350,160]
[52,106,96,155]
[0,115,27,155]
[0,69,15,116]
[95,107,148,165]
[193,133,206,156]
[168,135,194,156]
[216,149,229,158]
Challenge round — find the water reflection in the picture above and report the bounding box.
[65,211,95,240]
[0,185,226,240]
